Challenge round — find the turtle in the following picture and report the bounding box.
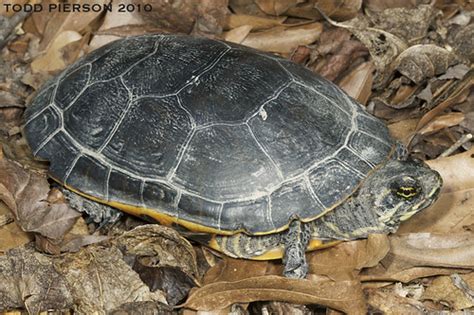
[23,34,442,278]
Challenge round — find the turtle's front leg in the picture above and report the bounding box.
[283,220,311,278]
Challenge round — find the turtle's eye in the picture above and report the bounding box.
[395,186,419,199]
[390,177,421,200]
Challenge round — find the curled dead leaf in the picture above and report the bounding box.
[184,275,366,314]
[392,44,458,84]
[113,224,199,280]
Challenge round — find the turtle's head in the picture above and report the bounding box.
[359,159,442,231]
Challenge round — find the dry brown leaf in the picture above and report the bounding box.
[224,25,253,44]
[0,203,33,252]
[316,40,368,81]
[422,273,474,310]
[30,30,83,73]
[418,112,465,135]
[414,70,473,133]
[361,232,474,283]
[328,15,408,76]
[250,301,318,314]
[0,0,31,17]
[366,289,425,315]
[0,245,74,313]
[184,276,366,314]
[364,0,418,11]
[365,5,439,43]
[254,0,300,16]
[38,0,104,51]
[338,61,374,105]
[0,152,80,241]
[110,301,173,314]
[316,0,362,21]
[362,265,470,284]
[450,23,474,62]
[113,224,199,280]
[191,0,229,36]
[55,245,167,313]
[398,148,474,234]
[388,118,419,143]
[388,233,474,269]
[203,257,269,284]
[133,0,195,33]
[240,22,323,54]
[89,0,145,52]
[392,44,458,84]
[308,234,390,281]
[225,14,285,31]
[228,0,267,16]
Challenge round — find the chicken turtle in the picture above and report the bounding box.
[23,34,442,278]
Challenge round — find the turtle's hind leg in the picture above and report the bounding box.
[283,220,311,279]
[62,189,122,227]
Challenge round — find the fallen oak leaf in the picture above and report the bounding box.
[183,275,366,314]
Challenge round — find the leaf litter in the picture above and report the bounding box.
[0,0,473,314]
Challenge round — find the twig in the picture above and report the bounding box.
[0,11,30,49]
[439,133,473,158]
